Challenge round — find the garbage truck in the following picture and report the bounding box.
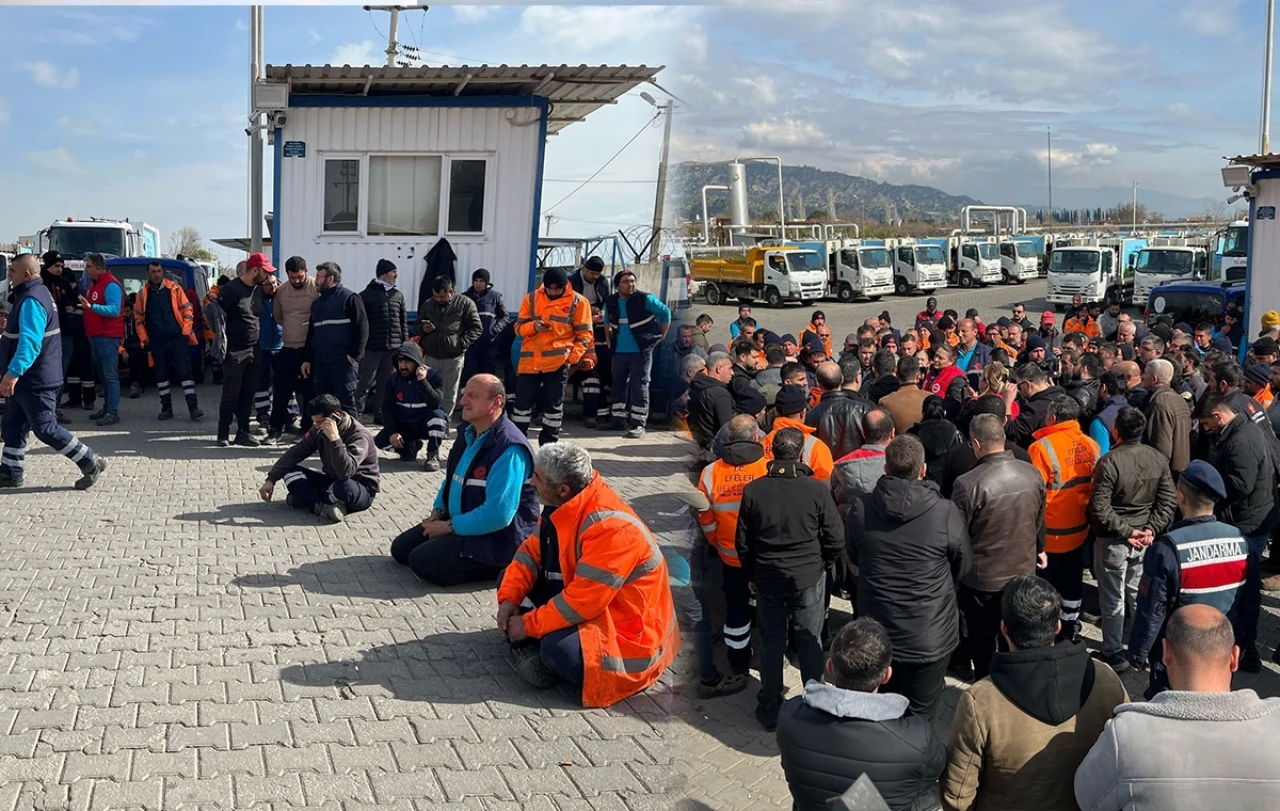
[998,238,1041,284]
[948,237,1003,288]
[794,238,895,302]
[1045,236,1148,310]
[690,243,827,308]
[33,217,160,271]
[891,239,948,295]
[1132,241,1210,304]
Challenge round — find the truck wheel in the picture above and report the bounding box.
[959,271,974,289]
[1054,303,1065,312]
[869,296,882,302]
[1015,277,1026,285]
[894,276,909,296]
[703,282,722,306]
[765,287,783,309]
[837,283,855,303]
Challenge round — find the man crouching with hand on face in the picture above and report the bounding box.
[259,394,380,523]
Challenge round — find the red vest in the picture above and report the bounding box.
[84,272,125,339]
[928,364,965,397]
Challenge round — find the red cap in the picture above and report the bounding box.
[1041,311,1056,323]
[246,252,275,272]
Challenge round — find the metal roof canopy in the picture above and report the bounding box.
[264,63,664,135]
[1226,153,1280,169]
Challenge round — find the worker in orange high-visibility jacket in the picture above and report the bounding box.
[1028,393,1100,642]
[512,267,593,445]
[497,442,678,708]
[695,415,769,695]
[761,384,834,482]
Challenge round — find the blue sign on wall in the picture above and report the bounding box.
[283,141,306,158]
[1259,206,1276,220]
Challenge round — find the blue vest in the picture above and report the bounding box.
[1167,517,1249,620]
[464,286,504,343]
[440,415,540,568]
[605,291,662,351]
[1,278,62,392]
[256,289,284,351]
[310,284,355,360]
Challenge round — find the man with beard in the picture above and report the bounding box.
[374,342,448,469]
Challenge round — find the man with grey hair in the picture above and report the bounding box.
[1143,357,1190,475]
[687,351,735,453]
[391,374,539,586]
[674,353,706,417]
[496,441,678,706]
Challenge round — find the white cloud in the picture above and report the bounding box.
[23,147,87,176]
[453,6,497,24]
[1180,0,1243,37]
[57,116,98,136]
[0,95,9,127]
[1084,143,1119,159]
[24,61,79,90]
[519,6,694,50]
[741,118,831,150]
[40,10,148,45]
[131,150,147,161]
[234,18,249,32]
[331,40,380,67]
[308,28,323,44]
[734,76,777,105]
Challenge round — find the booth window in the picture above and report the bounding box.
[368,155,442,236]
[322,159,360,232]
[448,159,487,233]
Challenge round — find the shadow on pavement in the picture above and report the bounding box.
[229,554,433,600]
[175,500,317,528]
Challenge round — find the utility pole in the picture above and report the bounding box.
[249,5,264,254]
[1046,126,1054,225]
[1264,0,1276,153]
[640,92,673,263]
[1132,181,1138,230]
[364,5,424,68]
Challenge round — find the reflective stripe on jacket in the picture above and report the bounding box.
[697,456,769,567]
[1029,420,1100,553]
[514,287,593,374]
[496,472,678,708]
[762,416,835,482]
[136,278,195,345]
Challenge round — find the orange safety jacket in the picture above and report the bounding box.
[1029,420,1101,553]
[1064,317,1101,338]
[496,472,679,708]
[135,278,197,346]
[1256,386,1275,409]
[696,453,769,567]
[799,326,832,360]
[515,287,593,374]
[762,416,834,482]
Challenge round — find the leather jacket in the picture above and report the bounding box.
[806,390,873,461]
[950,450,1047,592]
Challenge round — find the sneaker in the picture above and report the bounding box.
[625,426,646,439]
[157,409,174,421]
[584,416,598,429]
[250,425,268,437]
[1090,650,1131,674]
[128,384,141,399]
[95,413,120,427]
[512,645,556,688]
[754,705,778,733]
[695,672,748,699]
[55,410,71,425]
[0,474,24,489]
[189,406,204,421]
[1241,644,1263,673]
[233,432,261,448]
[316,502,347,523]
[74,457,107,491]
[422,453,441,473]
[88,409,106,420]
[217,433,231,447]
[265,430,283,445]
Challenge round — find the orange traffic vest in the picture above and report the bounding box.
[515,287,593,374]
[1256,387,1275,408]
[1029,420,1100,553]
[1064,317,1101,338]
[496,472,679,708]
[135,278,196,346]
[697,452,769,567]
[762,416,834,482]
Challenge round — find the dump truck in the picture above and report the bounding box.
[690,243,827,308]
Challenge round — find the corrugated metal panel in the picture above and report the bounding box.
[278,105,540,307]
[1247,178,1280,343]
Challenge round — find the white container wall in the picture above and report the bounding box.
[1247,175,1280,345]
[275,104,543,308]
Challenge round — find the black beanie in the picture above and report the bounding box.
[774,384,808,416]
[542,267,569,288]
[375,258,397,277]
[472,267,491,285]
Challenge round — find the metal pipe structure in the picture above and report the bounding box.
[700,185,728,245]
[960,205,1022,236]
[1265,0,1276,153]
[249,5,264,254]
[733,155,786,234]
[386,7,400,67]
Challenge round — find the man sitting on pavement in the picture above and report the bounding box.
[259,394,380,523]
[391,374,540,586]
[373,342,448,470]
[1076,604,1280,811]
[496,441,678,707]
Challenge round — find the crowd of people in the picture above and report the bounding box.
[678,293,1280,809]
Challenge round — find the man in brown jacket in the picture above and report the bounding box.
[942,575,1128,811]
[1142,358,1190,475]
[879,354,930,433]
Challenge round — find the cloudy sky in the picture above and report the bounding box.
[0,4,682,265]
[669,0,1266,212]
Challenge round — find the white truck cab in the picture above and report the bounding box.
[1132,245,1208,304]
[998,240,1039,284]
[809,239,894,301]
[893,241,948,295]
[949,239,1002,288]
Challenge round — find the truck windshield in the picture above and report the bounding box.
[859,248,891,269]
[914,246,945,265]
[1222,225,1249,257]
[786,252,824,273]
[978,243,999,261]
[48,227,127,259]
[1147,291,1227,326]
[1048,250,1099,273]
[1135,250,1193,275]
[1015,242,1037,258]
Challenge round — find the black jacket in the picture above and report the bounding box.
[462,285,509,345]
[847,477,971,663]
[908,419,964,485]
[418,238,456,306]
[1065,377,1100,417]
[863,373,900,404]
[737,460,844,593]
[778,683,944,811]
[688,374,735,450]
[730,364,757,409]
[807,390,873,461]
[1007,385,1067,448]
[42,268,82,336]
[568,268,609,304]
[935,442,1032,500]
[359,280,408,351]
[1207,413,1278,536]
[381,342,444,434]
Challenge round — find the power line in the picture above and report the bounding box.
[543,178,656,184]
[543,112,661,213]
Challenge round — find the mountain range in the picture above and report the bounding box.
[670,162,1223,223]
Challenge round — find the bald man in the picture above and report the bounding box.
[807,360,871,460]
[1076,605,1280,810]
[1117,360,1149,411]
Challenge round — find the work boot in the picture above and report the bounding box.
[316,502,347,524]
[128,383,141,399]
[0,472,24,489]
[95,413,120,427]
[158,408,174,421]
[55,410,70,425]
[423,453,441,473]
[74,457,107,491]
[189,406,204,421]
[584,416,598,429]
[512,645,555,688]
[88,408,106,420]
[233,431,261,448]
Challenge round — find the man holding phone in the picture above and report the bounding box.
[511,267,593,445]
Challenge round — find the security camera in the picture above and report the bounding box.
[1227,192,1247,205]
[244,127,253,137]
[273,112,287,128]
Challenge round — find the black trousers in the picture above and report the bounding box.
[271,347,310,432]
[959,583,1005,680]
[1043,545,1085,641]
[884,657,950,721]
[218,348,257,434]
[512,366,569,445]
[390,529,500,587]
[756,580,826,716]
[720,561,754,674]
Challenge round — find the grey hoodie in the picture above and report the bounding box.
[1074,689,1280,811]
